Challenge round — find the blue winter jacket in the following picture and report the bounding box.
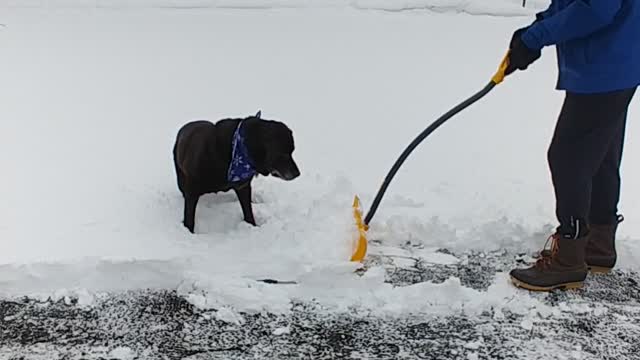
[521,0,640,94]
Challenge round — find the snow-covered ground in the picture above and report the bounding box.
[1,2,640,357]
[1,0,551,15]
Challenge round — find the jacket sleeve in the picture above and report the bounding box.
[521,0,623,50]
[535,3,555,21]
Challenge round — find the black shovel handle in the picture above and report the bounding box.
[363,54,510,226]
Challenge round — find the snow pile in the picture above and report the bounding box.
[177,266,602,324]
[0,0,550,16]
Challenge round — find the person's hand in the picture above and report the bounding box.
[510,26,529,48]
[506,28,541,75]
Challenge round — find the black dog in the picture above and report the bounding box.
[172,111,300,233]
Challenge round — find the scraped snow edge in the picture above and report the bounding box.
[177,269,602,327]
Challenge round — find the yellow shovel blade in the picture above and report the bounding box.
[350,195,368,262]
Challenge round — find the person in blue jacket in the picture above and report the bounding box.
[507,0,639,291]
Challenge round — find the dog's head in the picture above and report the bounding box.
[246,114,300,181]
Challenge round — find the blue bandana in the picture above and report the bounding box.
[227,121,257,184]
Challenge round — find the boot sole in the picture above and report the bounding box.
[588,266,613,274]
[509,276,584,292]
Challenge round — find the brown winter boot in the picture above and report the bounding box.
[585,215,624,274]
[510,233,588,291]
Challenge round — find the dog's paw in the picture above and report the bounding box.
[242,217,258,227]
[238,222,257,231]
[183,222,196,234]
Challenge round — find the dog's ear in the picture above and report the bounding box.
[255,110,262,119]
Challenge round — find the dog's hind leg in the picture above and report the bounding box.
[234,184,257,226]
[175,168,187,197]
[183,194,200,233]
[173,147,188,197]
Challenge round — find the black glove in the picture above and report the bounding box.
[505,27,541,75]
[510,26,529,48]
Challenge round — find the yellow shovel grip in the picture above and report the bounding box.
[491,52,510,85]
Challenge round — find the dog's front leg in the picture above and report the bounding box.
[183,194,199,233]
[234,184,257,226]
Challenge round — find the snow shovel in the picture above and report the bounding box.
[350,53,511,262]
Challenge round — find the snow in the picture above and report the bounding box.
[520,318,534,331]
[0,0,550,16]
[1,0,640,325]
[272,326,290,335]
[175,267,596,320]
[214,306,246,325]
[109,347,136,360]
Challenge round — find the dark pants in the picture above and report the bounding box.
[549,87,636,238]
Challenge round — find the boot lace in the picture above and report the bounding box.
[535,233,560,269]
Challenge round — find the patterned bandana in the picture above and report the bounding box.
[227,120,257,184]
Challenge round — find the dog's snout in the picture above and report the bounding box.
[286,159,300,180]
[282,166,300,181]
[271,157,300,181]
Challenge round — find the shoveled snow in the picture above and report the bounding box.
[1,0,639,324]
[214,306,246,325]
